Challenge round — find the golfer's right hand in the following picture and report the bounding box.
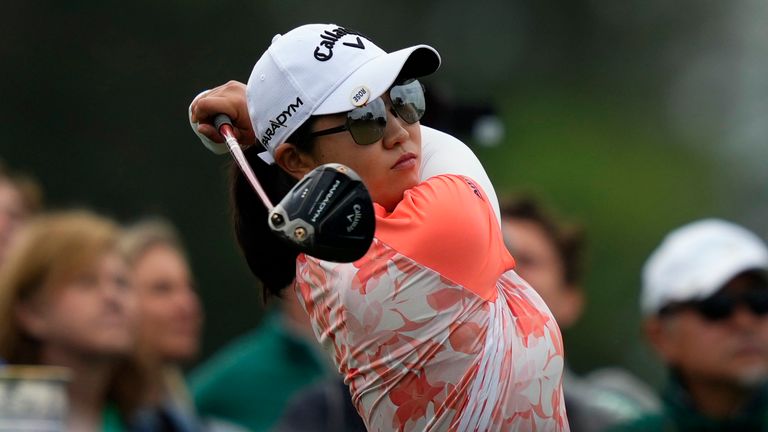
[188,81,256,154]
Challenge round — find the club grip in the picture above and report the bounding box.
[214,114,233,132]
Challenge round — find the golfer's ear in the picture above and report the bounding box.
[275,143,314,180]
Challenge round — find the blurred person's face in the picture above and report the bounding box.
[0,180,28,266]
[647,272,768,389]
[17,251,137,359]
[502,218,583,328]
[132,244,202,363]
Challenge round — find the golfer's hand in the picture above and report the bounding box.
[189,81,256,153]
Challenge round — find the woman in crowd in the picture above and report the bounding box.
[190,23,568,431]
[120,218,204,431]
[0,210,147,431]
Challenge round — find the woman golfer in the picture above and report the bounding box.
[190,23,568,431]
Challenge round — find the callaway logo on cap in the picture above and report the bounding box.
[245,23,441,163]
[313,27,367,61]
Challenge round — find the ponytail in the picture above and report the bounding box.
[229,120,315,299]
[230,146,298,299]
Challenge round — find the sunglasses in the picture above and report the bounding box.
[660,286,768,321]
[310,79,425,145]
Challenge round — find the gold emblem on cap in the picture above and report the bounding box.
[350,86,370,107]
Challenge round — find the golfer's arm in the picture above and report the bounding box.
[419,126,500,226]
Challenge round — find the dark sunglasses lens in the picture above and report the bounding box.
[347,98,387,145]
[696,294,734,321]
[389,79,425,124]
[745,289,768,315]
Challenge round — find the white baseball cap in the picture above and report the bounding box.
[641,218,768,316]
[245,24,441,163]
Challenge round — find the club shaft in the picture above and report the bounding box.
[219,123,275,210]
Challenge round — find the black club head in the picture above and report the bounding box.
[267,163,375,262]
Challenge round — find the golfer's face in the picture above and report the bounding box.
[308,96,422,212]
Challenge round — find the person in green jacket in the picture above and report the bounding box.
[189,292,335,432]
[611,218,768,432]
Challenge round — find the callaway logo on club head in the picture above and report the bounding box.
[314,27,367,62]
[346,204,362,232]
[261,96,303,147]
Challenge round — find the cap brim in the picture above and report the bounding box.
[698,258,768,299]
[649,257,768,315]
[314,45,440,115]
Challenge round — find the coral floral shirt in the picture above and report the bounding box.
[295,174,569,431]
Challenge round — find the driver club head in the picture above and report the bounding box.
[267,163,375,262]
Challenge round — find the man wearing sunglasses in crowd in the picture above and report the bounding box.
[610,218,768,432]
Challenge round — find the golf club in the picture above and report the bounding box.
[215,114,375,262]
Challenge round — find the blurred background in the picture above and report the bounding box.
[2,0,766,389]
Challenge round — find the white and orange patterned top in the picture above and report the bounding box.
[294,128,568,432]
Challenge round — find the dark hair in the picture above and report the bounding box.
[230,120,315,300]
[500,196,586,286]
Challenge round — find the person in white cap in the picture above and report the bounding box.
[189,24,568,431]
[610,218,768,431]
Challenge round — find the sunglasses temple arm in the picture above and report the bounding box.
[214,114,275,211]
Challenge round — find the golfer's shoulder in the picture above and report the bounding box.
[417,125,494,208]
[376,174,502,272]
[374,173,489,235]
[406,173,490,218]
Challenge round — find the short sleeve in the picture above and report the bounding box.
[374,174,514,300]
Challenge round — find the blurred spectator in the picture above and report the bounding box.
[189,291,334,432]
[0,161,43,268]
[0,210,148,431]
[272,377,366,432]
[610,219,768,431]
[501,197,658,431]
[120,218,205,431]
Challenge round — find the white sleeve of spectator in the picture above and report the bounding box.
[419,125,501,226]
[188,90,229,155]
